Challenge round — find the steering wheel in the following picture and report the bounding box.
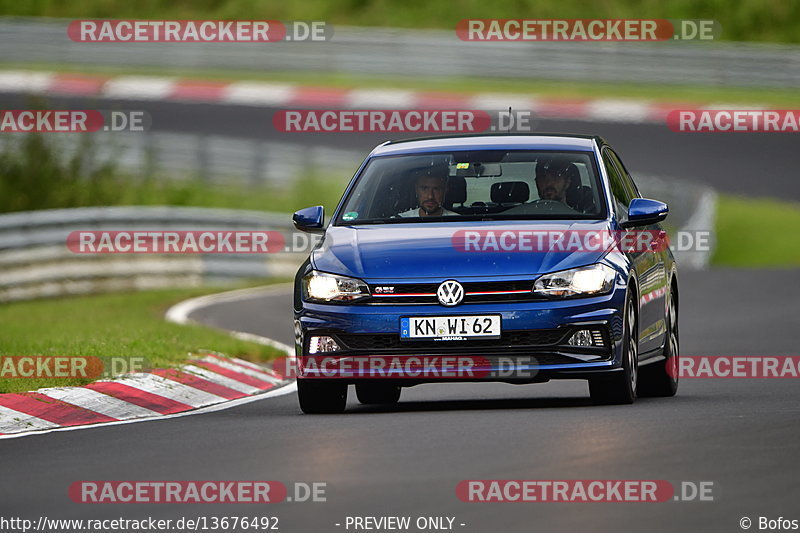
[529,199,570,210]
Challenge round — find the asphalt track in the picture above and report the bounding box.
[1,269,799,533]
[1,93,799,532]
[1,92,799,200]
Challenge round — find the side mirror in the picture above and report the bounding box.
[293,206,325,234]
[620,198,668,229]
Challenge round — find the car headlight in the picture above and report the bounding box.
[302,271,370,302]
[533,263,616,298]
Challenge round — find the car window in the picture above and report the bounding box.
[602,148,633,220]
[334,150,607,224]
[605,148,640,200]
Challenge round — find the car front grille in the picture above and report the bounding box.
[368,280,536,304]
[336,328,568,351]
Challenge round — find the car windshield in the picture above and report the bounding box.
[335,150,607,225]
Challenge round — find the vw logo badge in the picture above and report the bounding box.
[437,280,464,306]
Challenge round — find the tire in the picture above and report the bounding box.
[589,290,638,405]
[297,380,347,414]
[356,383,402,405]
[638,286,679,397]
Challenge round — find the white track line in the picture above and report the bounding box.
[224,82,295,106]
[0,71,53,93]
[207,353,281,373]
[2,284,296,439]
[165,284,290,326]
[229,331,294,356]
[0,382,297,440]
[469,94,539,112]
[587,99,655,122]
[102,76,177,100]
[346,89,417,108]
[676,187,718,270]
[165,283,295,356]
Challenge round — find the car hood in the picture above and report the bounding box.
[311,220,613,280]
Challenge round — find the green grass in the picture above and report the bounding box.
[6,63,800,109]
[0,283,289,393]
[712,194,800,267]
[1,0,799,43]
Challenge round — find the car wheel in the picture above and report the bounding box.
[356,383,402,405]
[589,290,638,405]
[638,286,679,397]
[297,379,347,414]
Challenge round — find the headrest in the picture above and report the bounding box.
[446,175,467,205]
[564,163,581,188]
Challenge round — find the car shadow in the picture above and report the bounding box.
[341,391,696,414]
[347,395,596,414]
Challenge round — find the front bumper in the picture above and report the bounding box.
[295,283,627,383]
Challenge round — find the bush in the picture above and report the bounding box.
[0,131,345,214]
[0,133,120,212]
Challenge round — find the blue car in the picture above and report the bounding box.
[292,134,679,413]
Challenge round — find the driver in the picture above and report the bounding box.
[397,166,458,217]
[534,157,573,205]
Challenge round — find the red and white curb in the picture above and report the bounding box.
[0,285,295,439]
[0,354,291,438]
[0,70,759,124]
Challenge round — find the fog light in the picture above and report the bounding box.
[566,329,605,347]
[591,330,605,347]
[568,329,594,347]
[309,336,340,354]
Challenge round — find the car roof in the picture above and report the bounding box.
[371,133,602,157]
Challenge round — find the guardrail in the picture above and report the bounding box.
[0,132,363,187]
[1,18,799,88]
[0,206,313,302]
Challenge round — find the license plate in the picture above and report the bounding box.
[400,315,501,340]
